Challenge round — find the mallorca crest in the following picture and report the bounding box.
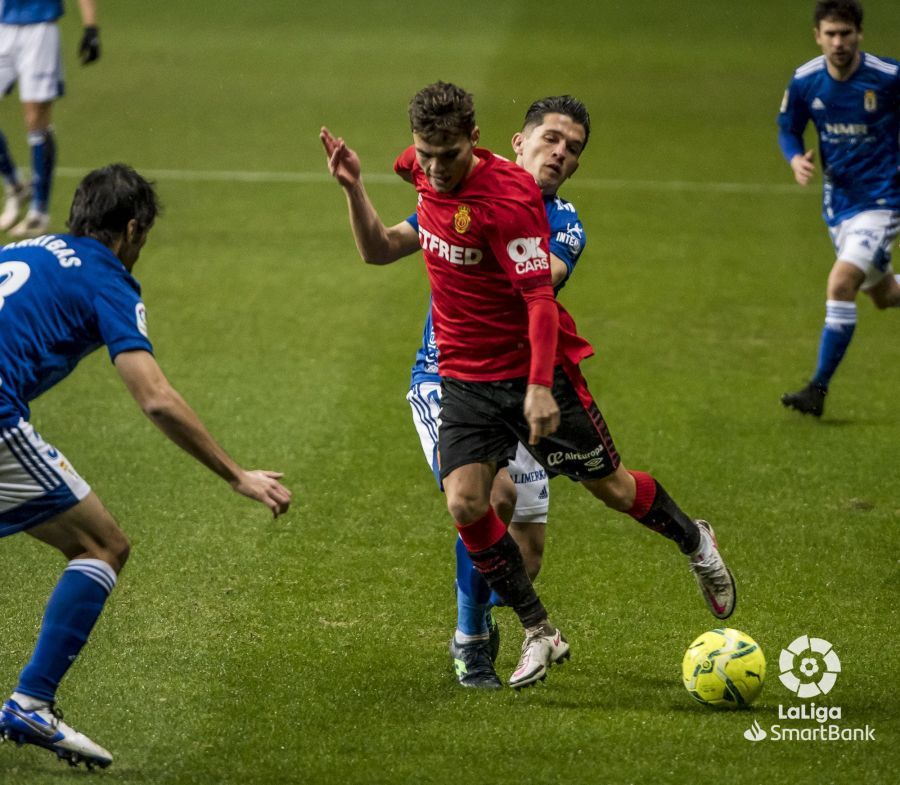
[864,90,877,112]
[453,204,472,234]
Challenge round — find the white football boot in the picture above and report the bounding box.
[0,182,30,232]
[0,698,113,769]
[9,208,50,239]
[509,625,570,689]
[688,520,736,619]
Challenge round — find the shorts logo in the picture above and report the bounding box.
[546,447,605,469]
[778,635,841,698]
[864,90,877,112]
[453,204,472,234]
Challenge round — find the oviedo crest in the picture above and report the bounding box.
[864,90,877,112]
[453,204,472,234]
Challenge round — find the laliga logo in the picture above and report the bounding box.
[778,635,841,698]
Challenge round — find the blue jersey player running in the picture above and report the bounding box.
[0,164,291,769]
[404,98,590,687]
[0,0,102,237]
[778,0,900,417]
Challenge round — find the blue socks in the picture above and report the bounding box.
[812,300,857,389]
[454,536,491,637]
[16,559,117,703]
[0,129,18,186]
[28,128,55,213]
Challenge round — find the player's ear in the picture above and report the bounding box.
[126,219,140,243]
[511,132,525,155]
[471,126,480,146]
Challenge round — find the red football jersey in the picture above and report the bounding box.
[395,146,593,382]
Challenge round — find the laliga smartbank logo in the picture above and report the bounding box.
[742,636,875,743]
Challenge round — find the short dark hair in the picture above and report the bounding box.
[522,95,591,148]
[68,163,161,246]
[814,0,863,29]
[408,81,476,140]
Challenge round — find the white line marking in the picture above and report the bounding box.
[54,166,807,195]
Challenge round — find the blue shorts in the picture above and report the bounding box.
[0,419,90,537]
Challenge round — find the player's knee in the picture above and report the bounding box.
[584,473,635,512]
[446,493,490,525]
[490,488,516,525]
[100,527,130,572]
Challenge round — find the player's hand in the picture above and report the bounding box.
[524,384,560,445]
[790,150,815,186]
[320,127,362,189]
[78,26,100,65]
[230,470,292,518]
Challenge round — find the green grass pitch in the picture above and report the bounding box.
[1,1,897,783]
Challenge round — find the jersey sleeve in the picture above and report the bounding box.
[548,211,586,286]
[485,190,553,290]
[394,146,418,182]
[406,212,419,230]
[94,278,153,361]
[777,77,810,160]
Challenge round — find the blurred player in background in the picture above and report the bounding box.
[402,96,591,688]
[0,0,101,238]
[322,81,736,691]
[0,164,291,769]
[778,0,900,417]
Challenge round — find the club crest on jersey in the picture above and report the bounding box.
[864,90,877,112]
[453,204,472,234]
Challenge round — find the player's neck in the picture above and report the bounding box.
[826,51,861,82]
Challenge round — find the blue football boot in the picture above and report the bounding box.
[0,699,112,769]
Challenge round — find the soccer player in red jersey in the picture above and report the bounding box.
[322,82,736,689]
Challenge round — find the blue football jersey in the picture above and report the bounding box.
[407,193,587,387]
[778,53,900,225]
[0,234,152,426]
[0,0,64,25]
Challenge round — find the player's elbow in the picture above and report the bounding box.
[136,383,181,420]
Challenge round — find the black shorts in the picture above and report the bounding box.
[438,365,620,481]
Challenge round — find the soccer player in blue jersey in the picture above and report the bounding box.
[0,164,292,769]
[0,0,101,238]
[778,0,900,417]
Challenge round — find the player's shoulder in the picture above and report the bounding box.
[792,55,826,81]
[474,149,541,198]
[861,52,900,77]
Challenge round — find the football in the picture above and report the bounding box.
[682,628,766,708]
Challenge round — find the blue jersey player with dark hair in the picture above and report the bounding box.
[778,0,900,417]
[0,163,291,769]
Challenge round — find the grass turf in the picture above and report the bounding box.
[1,1,898,783]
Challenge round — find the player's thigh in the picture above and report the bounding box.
[829,210,899,294]
[507,441,549,524]
[406,382,442,487]
[0,418,91,539]
[489,467,516,524]
[0,25,18,96]
[522,367,621,482]
[14,23,63,103]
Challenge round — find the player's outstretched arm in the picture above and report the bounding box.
[114,350,292,518]
[76,0,100,65]
[320,126,419,264]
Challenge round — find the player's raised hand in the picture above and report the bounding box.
[320,127,362,189]
[790,150,816,186]
[230,470,292,518]
[524,384,560,445]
